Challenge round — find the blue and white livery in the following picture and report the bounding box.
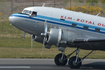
[9,6,105,69]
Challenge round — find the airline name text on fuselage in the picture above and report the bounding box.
[61,16,105,27]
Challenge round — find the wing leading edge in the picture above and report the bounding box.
[66,37,105,51]
[72,38,105,43]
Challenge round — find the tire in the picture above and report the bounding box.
[54,53,67,66]
[68,56,82,69]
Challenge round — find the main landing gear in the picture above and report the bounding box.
[54,53,67,66]
[54,47,94,69]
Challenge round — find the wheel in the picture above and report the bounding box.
[54,53,67,66]
[68,56,82,69]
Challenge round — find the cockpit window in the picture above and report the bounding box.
[30,12,37,17]
[22,10,31,15]
[22,10,37,17]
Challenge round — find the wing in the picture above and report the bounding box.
[72,38,105,43]
[67,37,105,51]
[59,29,105,51]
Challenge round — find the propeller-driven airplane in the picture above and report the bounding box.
[9,6,105,69]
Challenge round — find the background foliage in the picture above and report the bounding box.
[66,5,105,16]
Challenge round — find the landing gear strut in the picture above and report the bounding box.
[68,48,81,69]
[54,47,67,66]
[68,47,94,69]
[54,53,67,66]
[54,46,94,69]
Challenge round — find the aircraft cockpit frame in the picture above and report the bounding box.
[22,10,37,17]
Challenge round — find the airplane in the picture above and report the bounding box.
[9,6,105,69]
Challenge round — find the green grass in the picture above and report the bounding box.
[0,19,105,59]
[0,37,42,48]
[0,20,23,34]
[0,44,105,58]
[0,36,105,58]
[0,47,57,58]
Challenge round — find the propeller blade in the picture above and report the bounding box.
[45,20,47,34]
[23,32,25,40]
[28,34,30,36]
[41,20,47,36]
[41,37,47,55]
[41,20,48,55]
[31,35,34,49]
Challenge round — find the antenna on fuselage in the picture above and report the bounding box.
[96,13,100,16]
[42,3,53,7]
[42,3,46,7]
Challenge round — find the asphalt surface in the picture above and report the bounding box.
[0,58,104,70]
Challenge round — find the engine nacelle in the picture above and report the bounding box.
[46,28,83,47]
[47,28,62,46]
[34,36,43,43]
[34,36,51,49]
[35,28,83,48]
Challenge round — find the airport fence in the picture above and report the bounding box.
[0,0,66,17]
[1,0,105,18]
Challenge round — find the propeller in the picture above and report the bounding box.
[31,35,35,49]
[31,35,33,49]
[23,32,25,40]
[41,20,48,55]
[22,32,34,49]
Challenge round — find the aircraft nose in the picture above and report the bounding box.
[9,15,15,25]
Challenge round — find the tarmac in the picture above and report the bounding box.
[0,58,104,70]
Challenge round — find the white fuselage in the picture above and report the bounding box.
[9,6,105,50]
[9,6,105,69]
[9,6,105,38]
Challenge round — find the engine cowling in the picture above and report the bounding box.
[34,36,43,43]
[47,28,62,46]
[46,28,83,47]
[34,36,51,49]
[34,28,63,48]
[35,28,83,48]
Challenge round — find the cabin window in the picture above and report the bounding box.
[95,28,100,32]
[72,23,77,27]
[60,19,65,21]
[83,26,88,30]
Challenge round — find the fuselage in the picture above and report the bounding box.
[9,6,105,69]
[9,6,105,37]
[9,6,105,50]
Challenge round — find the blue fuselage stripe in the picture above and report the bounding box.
[10,13,105,34]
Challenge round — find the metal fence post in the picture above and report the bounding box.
[33,0,34,6]
[11,0,13,13]
[91,0,93,6]
[54,0,55,7]
[91,0,93,14]
[70,0,71,10]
